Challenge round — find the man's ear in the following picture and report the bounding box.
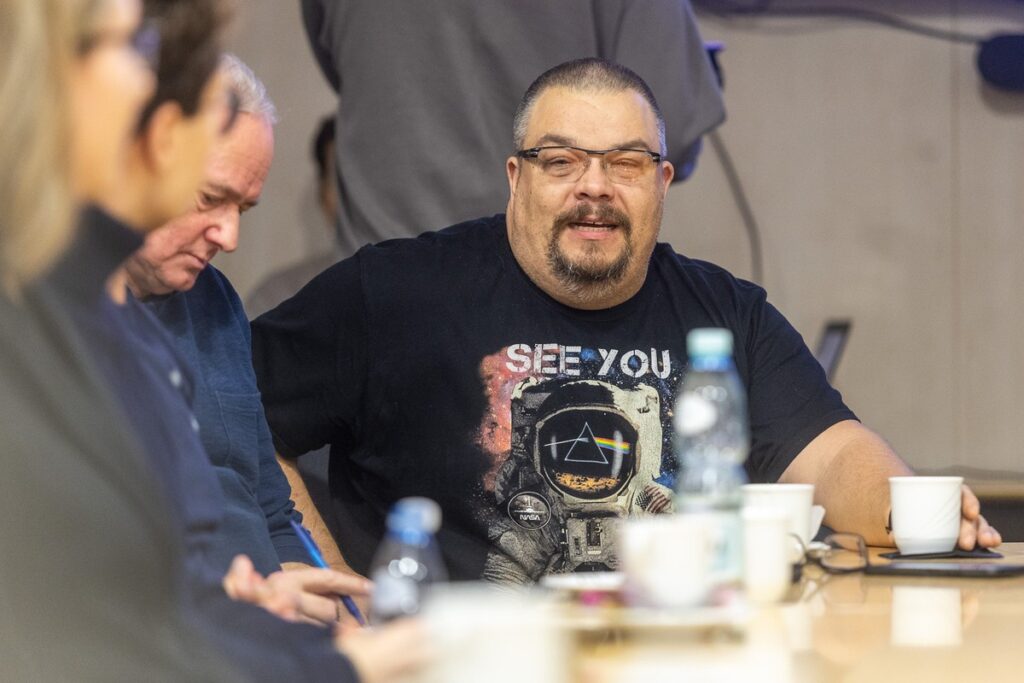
[659,160,675,197]
[138,101,185,173]
[506,156,521,200]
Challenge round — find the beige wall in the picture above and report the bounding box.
[219,1,336,297]
[220,1,1024,473]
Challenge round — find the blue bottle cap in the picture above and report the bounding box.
[388,497,442,534]
[687,328,733,358]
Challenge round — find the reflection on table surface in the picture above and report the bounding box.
[572,542,1024,682]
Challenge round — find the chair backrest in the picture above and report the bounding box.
[814,320,851,383]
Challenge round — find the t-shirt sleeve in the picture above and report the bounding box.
[251,254,367,459]
[741,289,858,483]
[598,0,726,180]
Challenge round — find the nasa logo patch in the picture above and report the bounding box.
[508,492,552,530]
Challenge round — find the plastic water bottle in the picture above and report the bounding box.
[369,497,448,623]
[674,328,749,588]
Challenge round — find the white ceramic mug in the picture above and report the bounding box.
[741,483,817,546]
[618,514,713,608]
[889,476,962,555]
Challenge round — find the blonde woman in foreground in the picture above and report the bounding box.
[0,0,243,680]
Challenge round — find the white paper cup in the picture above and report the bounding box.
[889,476,962,555]
[742,507,792,603]
[741,483,815,546]
[618,515,712,608]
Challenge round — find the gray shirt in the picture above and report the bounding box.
[302,0,726,254]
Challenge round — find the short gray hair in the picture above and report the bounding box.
[221,53,278,124]
[512,58,666,155]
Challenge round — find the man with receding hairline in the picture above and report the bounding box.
[253,58,1000,587]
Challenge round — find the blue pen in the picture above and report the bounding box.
[289,519,367,626]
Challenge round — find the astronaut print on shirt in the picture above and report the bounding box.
[477,343,685,584]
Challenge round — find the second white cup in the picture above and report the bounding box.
[889,476,962,555]
[741,483,816,546]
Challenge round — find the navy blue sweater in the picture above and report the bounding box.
[147,266,307,575]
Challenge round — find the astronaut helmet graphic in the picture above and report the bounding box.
[510,378,662,507]
[538,405,636,499]
[498,377,667,573]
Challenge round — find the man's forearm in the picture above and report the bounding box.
[780,420,913,546]
[275,454,363,577]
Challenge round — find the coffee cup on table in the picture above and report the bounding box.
[889,476,962,555]
[741,483,817,548]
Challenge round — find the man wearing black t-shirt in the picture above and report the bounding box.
[251,58,1001,584]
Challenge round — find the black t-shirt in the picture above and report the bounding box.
[251,214,855,583]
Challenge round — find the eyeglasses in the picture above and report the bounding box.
[799,532,870,575]
[78,20,162,72]
[516,145,662,185]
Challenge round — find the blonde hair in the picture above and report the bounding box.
[0,0,96,295]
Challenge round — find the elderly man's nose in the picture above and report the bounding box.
[207,211,239,253]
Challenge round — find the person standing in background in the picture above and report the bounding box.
[301,0,725,254]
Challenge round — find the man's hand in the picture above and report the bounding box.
[223,555,372,626]
[336,618,433,683]
[958,485,1002,550]
[281,561,370,627]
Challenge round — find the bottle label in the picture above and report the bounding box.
[674,393,718,435]
[695,510,742,586]
[371,570,419,621]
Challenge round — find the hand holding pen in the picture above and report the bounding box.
[223,547,369,627]
[289,519,369,626]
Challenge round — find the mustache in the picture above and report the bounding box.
[553,203,632,234]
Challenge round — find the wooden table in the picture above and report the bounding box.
[572,543,1024,682]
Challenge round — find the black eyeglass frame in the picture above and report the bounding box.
[797,532,871,576]
[516,145,663,165]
